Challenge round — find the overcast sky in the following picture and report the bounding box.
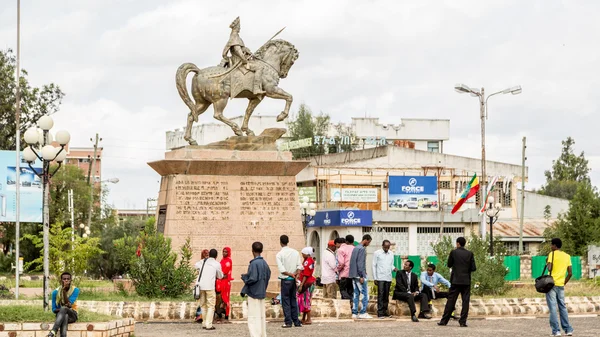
[1,0,599,209]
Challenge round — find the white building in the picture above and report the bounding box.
[165,115,450,152]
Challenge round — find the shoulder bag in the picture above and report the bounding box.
[535,251,555,293]
[193,258,208,300]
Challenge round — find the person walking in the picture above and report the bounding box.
[195,249,224,331]
[372,240,397,318]
[298,247,316,325]
[545,238,574,336]
[321,240,338,299]
[241,242,271,337]
[216,247,233,323]
[438,237,476,328]
[349,234,373,319]
[336,235,355,305]
[195,249,210,324]
[276,235,303,328]
[47,272,79,337]
[392,260,431,322]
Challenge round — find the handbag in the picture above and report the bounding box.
[193,258,207,300]
[535,251,555,293]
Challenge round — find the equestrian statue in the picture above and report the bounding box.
[176,17,299,145]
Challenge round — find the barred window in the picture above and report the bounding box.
[443,227,464,234]
[440,181,451,189]
[417,227,440,234]
[364,227,408,233]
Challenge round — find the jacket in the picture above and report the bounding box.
[241,256,271,299]
[348,245,367,279]
[392,271,419,300]
[321,248,337,284]
[447,247,477,285]
[336,243,355,278]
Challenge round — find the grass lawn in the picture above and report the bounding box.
[1,278,114,289]
[0,305,116,322]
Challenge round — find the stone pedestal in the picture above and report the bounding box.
[148,146,309,291]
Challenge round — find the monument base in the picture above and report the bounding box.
[148,146,309,291]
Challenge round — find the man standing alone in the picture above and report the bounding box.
[372,240,397,318]
[321,240,338,299]
[349,234,372,319]
[195,249,224,331]
[545,238,574,336]
[276,235,303,328]
[241,242,271,337]
[438,237,476,327]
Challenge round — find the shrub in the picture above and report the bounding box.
[432,233,510,296]
[115,222,196,298]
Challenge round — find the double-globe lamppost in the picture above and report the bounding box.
[300,196,316,237]
[454,84,522,238]
[485,196,502,256]
[22,115,70,311]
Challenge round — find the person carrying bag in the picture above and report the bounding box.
[535,251,555,293]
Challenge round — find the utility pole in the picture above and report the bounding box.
[479,88,487,238]
[519,137,527,254]
[14,0,21,300]
[86,134,100,230]
[439,195,446,239]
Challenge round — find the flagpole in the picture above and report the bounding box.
[15,0,22,300]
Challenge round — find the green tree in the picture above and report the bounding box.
[0,49,65,150]
[543,183,600,256]
[114,220,196,298]
[22,222,103,283]
[49,164,92,227]
[432,234,509,296]
[540,137,590,200]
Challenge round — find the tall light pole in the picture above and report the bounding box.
[454,84,522,237]
[299,196,316,238]
[14,0,22,300]
[485,196,502,256]
[22,116,71,311]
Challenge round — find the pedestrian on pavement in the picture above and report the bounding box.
[545,238,574,336]
[349,234,373,319]
[216,247,233,324]
[298,247,316,325]
[372,240,397,318]
[47,272,79,337]
[195,249,210,324]
[392,260,431,322]
[438,237,476,327]
[276,235,303,328]
[241,242,271,337]
[336,235,355,304]
[321,240,338,299]
[195,249,224,331]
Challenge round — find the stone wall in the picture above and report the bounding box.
[0,318,135,337]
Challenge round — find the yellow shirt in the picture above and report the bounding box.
[548,250,571,287]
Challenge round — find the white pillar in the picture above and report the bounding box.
[408,224,418,255]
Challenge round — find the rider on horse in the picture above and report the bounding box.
[220,17,264,95]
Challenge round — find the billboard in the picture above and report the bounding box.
[308,209,373,227]
[330,187,378,202]
[0,151,43,223]
[388,176,438,211]
[298,186,317,202]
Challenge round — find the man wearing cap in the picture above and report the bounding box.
[321,240,338,299]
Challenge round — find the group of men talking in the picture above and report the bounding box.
[321,235,476,326]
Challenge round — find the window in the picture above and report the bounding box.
[78,158,90,163]
[427,141,440,153]
[440,181,451,189]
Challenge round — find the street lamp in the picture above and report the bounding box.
[484,196,502,256]
[79,223,90,238]
[23,115,70,311]
[300,196,316,236]
[454,83,521,237]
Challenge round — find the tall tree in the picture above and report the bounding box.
[0,49,64,150]
[540,137,590,200]
[49,164,93,227]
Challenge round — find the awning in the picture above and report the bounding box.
[308,209,373,228]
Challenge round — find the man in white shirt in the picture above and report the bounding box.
[195,249,224,331]
[372,240,397,318]
[321,240,338,299]
[276,235,303,328]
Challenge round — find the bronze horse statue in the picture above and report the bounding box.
[176,39,299,145]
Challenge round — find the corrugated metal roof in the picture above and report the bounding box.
[490,219,554,238]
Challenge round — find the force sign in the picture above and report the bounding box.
[400,178,425,193]
[340,211,361,225]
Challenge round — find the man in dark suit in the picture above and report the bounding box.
[392,260,431,322]
[438,237,477,327]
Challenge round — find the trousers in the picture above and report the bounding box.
[51,307,78,337]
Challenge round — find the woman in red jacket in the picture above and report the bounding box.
[216,247,233,323]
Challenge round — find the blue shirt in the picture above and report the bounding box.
[420,271,451,290]
[241,256,271,299]
[51,287,80,312]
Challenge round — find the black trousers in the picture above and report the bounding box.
[51,307,78,337]
[395,292,429,316]
[376,281,392,317]
[339,278,354,301]
[441,284,471,324]
[280,279,301,326]
[422,285,449,301]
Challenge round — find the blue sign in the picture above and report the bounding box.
[0,150,43,223]
[388,176,438,211]
[308,209,373,227]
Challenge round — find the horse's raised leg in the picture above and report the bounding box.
[183,100,211,145]
[241,97,263,136]
[265,87,293,122]
[213,98,243,136]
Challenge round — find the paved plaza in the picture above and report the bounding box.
[136,316,600,337]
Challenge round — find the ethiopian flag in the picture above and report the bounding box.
[451,174,480,214]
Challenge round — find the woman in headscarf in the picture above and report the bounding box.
[195,249,210,323]
[216,247,233,323]
[297,247,316,325]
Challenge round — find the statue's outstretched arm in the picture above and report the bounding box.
[232,46,249,64]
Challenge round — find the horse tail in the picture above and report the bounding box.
[176,63,201,114]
